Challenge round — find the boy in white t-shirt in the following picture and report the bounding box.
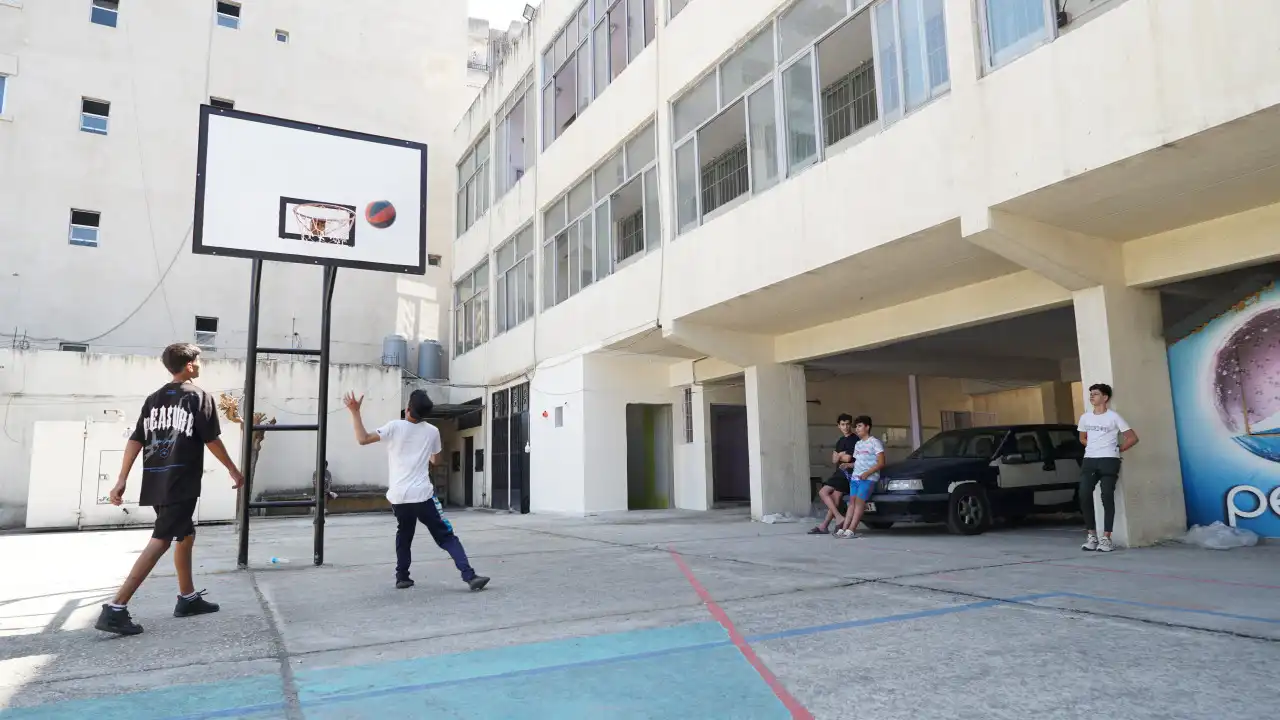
[1078,383,1139,553]
[836,415,886,539]
[344,389,490,591]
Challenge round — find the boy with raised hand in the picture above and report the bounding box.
[96,343,244,636]
[344,389,489,591]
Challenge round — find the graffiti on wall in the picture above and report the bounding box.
[1168,282,1280,537]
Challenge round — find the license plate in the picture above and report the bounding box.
[865,502,877,513]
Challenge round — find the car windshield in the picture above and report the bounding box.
[911,429,1007,459]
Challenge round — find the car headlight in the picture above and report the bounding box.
[886,478,923,492]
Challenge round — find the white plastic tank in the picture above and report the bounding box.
[381,334,408,369]
[417,339,444,380]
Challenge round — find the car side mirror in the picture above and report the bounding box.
[1003,452,1040,464]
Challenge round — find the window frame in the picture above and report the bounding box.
[453,261,491,357]
[79,98,110,135]
[0,75,8,116]
[59,342,89,353]
[209,96,235,109]
[494,225,537,335]
[495,73,537,201]
[215,0,241,30]
[455,131,491,237]
[69,209,101,247]
[194,316,219,350]
[275,29,289,43]
[977,0,1056,72]
[90,0,119,28]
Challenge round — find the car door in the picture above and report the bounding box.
[1045,428,1085,504]
[996,430,1054,489]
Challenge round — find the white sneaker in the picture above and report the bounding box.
[1082,535,1099,551]
[1096,537,1115,553]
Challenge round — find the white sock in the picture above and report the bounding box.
[180,591,199,601]
[108,602,127,610]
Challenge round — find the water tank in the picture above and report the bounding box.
[381,334,408,369]
[417,339,444,380]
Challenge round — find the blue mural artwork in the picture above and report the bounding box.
[1168,282,1280,537]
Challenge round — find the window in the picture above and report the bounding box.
[495,226,536,334]
[69,210,100,247]
[778,0,847,62]
[60,342,89,353]
[541,0,655,150]
[90,0,119,28]
[981,0,1053,69]
[209,97,234,109]
[682,388,694,442]
[872,0,949,123]
[454,262,489,356]
[554,405,564,427]
[80,98,110,135]
[275,29,289,43]
[195,316,218,350]
[456,132,490,236]
[669,0,691,21]
[541,121,658,309]
[495,73,537,199]
[428,254,442,267]
[215,1,240,29]
[0,75,7,116]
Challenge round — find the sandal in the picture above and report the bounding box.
[807,526,828,535]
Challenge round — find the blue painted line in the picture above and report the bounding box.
[1050,592,1280,626]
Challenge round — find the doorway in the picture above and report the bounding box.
[711,404,750,504]
[464,435,475,507]
[626,404,674,510]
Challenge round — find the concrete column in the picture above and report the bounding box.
[1073,285,1186,546]
[745,363,810,520]
[907,374,924,449]
[674,385,714,511]
[1039,381,1077,424]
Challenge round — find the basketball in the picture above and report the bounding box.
[365,200,396,229]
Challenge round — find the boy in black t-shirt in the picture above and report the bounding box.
[95,343,244,636]
[809,414,858,535]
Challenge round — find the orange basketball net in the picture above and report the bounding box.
[293,203,355,244]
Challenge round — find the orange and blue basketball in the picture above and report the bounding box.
[365,201,396,229]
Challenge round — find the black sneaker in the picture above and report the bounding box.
[174,590,220,618]
[395,578,415,589]
[467,575,490,592]
[95,605,144,636]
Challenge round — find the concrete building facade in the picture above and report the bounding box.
[449,0,1280,545]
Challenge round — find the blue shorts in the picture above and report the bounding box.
[848,478,876,502]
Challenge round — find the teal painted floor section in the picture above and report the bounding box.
[0,676,285,720]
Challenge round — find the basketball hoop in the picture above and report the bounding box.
[293,203,355,245]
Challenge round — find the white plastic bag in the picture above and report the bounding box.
[760,513,798,524]
[1182,521,1260,550]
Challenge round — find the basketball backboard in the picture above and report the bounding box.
[193,106,428,274]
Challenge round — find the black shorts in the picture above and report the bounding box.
[152,499,198,541]
[822,472,850,495]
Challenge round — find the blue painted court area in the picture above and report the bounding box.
[4,592,1277,720]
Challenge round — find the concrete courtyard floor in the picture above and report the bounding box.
[1,508,1278,719]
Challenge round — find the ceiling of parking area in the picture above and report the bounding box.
[996,105,1280,241]
[681,222,1024,335]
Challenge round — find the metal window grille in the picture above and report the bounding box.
[616,209,645,264]
[699,141,749,216]
[682,388,694,443]
[822,59,878,148]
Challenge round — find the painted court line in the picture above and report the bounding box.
[1050,592,1280,626]
[668,547,815,720]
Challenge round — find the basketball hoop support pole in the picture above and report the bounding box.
[234,260,337,570]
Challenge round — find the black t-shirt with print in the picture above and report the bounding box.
[129,382,221,506]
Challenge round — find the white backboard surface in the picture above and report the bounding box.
[194,106,428,273]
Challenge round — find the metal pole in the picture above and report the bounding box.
[314,265,337,566]
[237,259,263,569]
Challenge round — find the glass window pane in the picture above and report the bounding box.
[720,28,774,103]
[578,6,591,41]
[595,204,612,279]
[456,190,467,235]
[555,233,570,302]
[524,255,537,318]
[747,80,780,193]
[498,241,515,273]
[568,224,581,295]
[673,74,717,140]
[554,30,569,69]
[985,0,1049,66]
[625,123,656,172]
[783,54,819,173]
[923,0,950,91]
[542,241,555,309]
[643,168,660,250]
[568,178,593,219]
[778,0,848,61]
[496,274,507,333]
[593,21,610,98]
[675,141,699,234]
[874,3,902,121]
[516,226,533,258]
[475,133,490,163]
[495,121,510,194]
[670,0,689,19]
[595,151,624,197]
[543,82,556,148]
[577,48,592,111]
[609,4,628,79]
[626,0,644,61]
[900,0,928,111]
[544,198,567,236]
[594,0,609,21]
[580,215,595,289]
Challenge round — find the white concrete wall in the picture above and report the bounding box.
[0,350,400,529]
[529,354,587,514]
[0,0,469,366]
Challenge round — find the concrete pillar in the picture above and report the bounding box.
[1039,381,1077,424]
[907,374,924,449]
[745,363,810,520]
[674,385,714,511]
[1073,285,1186,546]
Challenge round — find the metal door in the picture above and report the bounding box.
[78,421,156,529]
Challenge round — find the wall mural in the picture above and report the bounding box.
[1168,282,1280,537]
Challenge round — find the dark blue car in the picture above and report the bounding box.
[862,424,1085,535]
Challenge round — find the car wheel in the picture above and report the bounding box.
[946,484,990,536]
[864,520,895,531]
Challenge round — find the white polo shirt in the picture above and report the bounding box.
[375,419,442,504]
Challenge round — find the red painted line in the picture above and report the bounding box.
[668,547,814,720]
[1042,562,1280,591]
